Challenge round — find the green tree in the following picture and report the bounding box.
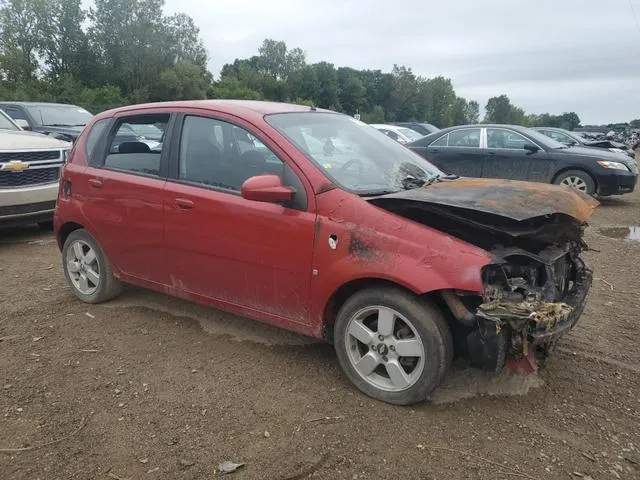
[288,65,318,103]
[465,100,480,124]
[389,65,418,121]
[337,67,365,115]
[209,78,263,100]
[312,62,340,109]
[41,0,98,84]
[152,61,210,101]
[257,38,287,79]
[361,105,385,123]
[484,94,527,124]
[0,0,48,81]
[163,13,207,68]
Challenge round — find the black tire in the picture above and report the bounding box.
[553,169,596,196]
[333,287,453,405]
[62,229,122,304]
[37,220,54,231]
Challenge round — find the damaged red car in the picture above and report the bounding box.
[54,101,598,405]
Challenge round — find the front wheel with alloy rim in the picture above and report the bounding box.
[553,169,596,195]
[62,229,122,304]
[334,287,453,405]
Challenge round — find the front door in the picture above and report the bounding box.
[80,112,172,285]
[426,127,483,177]
[484,127,553,182]
[163,113,316,325]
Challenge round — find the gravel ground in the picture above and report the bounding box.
[1,188,639,480]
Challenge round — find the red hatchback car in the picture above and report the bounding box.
[54,101,597,405]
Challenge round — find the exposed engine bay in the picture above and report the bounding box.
[368,178,598,373]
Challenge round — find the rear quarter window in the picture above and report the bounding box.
[103,114,169,177]
[85,119,110,167]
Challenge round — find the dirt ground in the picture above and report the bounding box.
[1,188,639,480]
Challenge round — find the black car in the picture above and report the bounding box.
[534,127,634,159]
[0,102,93,142]
[391,122,440,136]
[408,124,638,196]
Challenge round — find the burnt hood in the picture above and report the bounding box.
[368,178,599,250]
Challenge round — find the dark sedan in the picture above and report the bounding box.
[533,127,633,158]
[0,101,93,142]
[408,125,638,196]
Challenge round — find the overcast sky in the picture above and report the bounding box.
[163,0,640,124]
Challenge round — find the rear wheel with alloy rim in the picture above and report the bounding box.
[334,287,452,405]
[62,229,122,303]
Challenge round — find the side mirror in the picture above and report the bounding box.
[241,174,294,204]
[15,119,30,130]
[523,143,540,153]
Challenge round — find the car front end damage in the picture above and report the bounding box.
[442,242,592,373]
[368,177,599,374]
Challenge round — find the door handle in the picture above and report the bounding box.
[88,178,102,188]
[430,148,440,153]
[175,198,194,209]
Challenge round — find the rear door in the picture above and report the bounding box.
[484,127,554,182]
[162,112,316,325]
[425,128,483,176]
[80,111,174,285]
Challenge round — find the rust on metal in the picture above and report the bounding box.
[371,177,599,222]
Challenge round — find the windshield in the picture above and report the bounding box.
[521,127,567,149]
[24,104,93,127]
[0,110,20,131]
[266,112,443,195]
[397,127,423,141]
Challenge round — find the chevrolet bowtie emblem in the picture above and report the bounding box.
[0,160,29,172]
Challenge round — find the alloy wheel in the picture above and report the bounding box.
[344,306,425,392]
[561,175,588,192]
[66,240,100,295]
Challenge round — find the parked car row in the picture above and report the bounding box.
[534,127,634,158]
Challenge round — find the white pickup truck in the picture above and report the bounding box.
[0,109,71,228]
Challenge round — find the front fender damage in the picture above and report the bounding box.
[367,179,598,374]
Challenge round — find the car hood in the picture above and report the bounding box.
[561,145,633,163]
[38,125,84,140]
[368,178,599,250]
[370,177,598,222]
[0,129,71,150]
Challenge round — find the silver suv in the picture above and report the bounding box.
[0,109,71,228]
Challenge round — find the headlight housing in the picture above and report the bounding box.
[597,160,629,171]
[62,148,71,164]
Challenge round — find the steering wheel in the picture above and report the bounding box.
[340,158,364,177]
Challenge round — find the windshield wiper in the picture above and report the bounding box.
[42,123,85,127]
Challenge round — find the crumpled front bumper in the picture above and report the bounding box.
[528,266,593,345]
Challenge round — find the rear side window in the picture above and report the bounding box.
[104,114,169,177]
[430,134,448,147]
[85,119,110,166]
[448,128,481,148]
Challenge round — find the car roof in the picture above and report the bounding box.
[533,126,570,132]
[370,124,411,132]
[0,101,84,107]
[103,100,335,117]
